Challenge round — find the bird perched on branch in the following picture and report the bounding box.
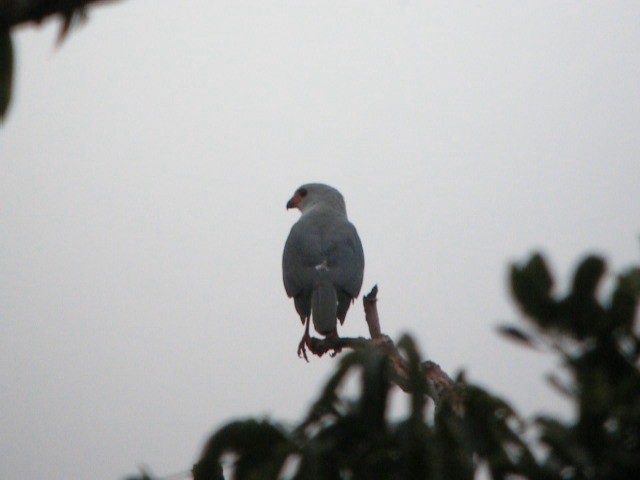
[283,183,365,360]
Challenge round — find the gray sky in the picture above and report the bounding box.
[2,1,639,479]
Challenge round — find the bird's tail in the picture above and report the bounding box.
[311,277,338,335]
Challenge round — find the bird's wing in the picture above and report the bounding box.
[324,220,365,298]
[284,209,364,299]
[282,217,324,298]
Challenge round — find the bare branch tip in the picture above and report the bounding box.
[364,284,378,302]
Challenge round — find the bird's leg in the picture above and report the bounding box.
[326,329,342,357]
[297,318,312,362]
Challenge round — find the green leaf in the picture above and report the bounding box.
[546,373,576,399]
[571,255,606,299]
[393,418,433,479]
[296,351,360,434]
[197,419,293,480]
[608,267,640,334]
[397,335,427,421]
[535,416,590,471]
[558,256,608,338]
[192,458,224,480]
[523,253,554,292]
[437,383,539,478]
[510,253,558,325]
[359,346,390,432]
[0,29,13,122]
[497,324,538,349]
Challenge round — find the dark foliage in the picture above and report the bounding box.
[0,0,105,123]
[130,250,640,480]
[193,340,541,479]
[0,28,11,120]
[507,253,640,479]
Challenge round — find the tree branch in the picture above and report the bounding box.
[306,285,454,404]
[0,0,122,30]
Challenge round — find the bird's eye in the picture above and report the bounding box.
[298,188,308,198]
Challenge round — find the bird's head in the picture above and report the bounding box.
[286,183,346,215]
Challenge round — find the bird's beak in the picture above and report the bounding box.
[286,195,297,210]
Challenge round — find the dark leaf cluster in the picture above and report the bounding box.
[128,250,640,480]
[192,338,538,480]
[0,28,11,121]
[0,0,99,123]
[505,253,640,479]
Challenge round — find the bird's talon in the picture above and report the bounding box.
[297,339,309,362]
[329,345,342,358]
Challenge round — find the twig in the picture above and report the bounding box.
[306,285,454,404]
[0,0,122,30]
[363,284,382,338]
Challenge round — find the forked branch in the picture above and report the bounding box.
[307,285,454,404]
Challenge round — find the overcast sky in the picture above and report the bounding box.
[2,1,639,479]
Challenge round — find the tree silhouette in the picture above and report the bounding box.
[126,250,639,480]
[0,0,124,121]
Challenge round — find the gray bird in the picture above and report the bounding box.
[283,183,365,359]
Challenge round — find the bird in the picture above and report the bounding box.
[282,183,365,360]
